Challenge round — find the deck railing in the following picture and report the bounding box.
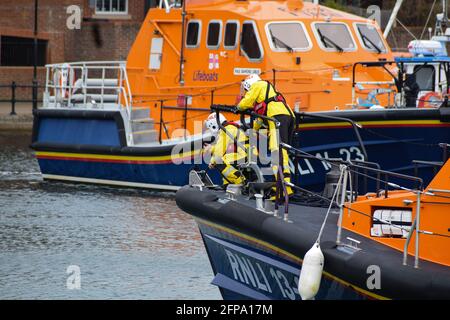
[42,61,134,144]
[43,61,132,114]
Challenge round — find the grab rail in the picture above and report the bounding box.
[42,61,134,144]
[296,112,368,162]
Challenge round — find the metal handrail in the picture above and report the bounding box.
[43,61,134,144]
[296,112,369,162]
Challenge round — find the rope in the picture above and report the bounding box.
[153,111,208,125]
[396,19,418,40]
[361,126,441,148]
[285,147,449,239]
[420,0,438,40]
[316,166,345,243]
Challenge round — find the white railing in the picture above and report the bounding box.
[43,61,132,113]
[42,61,134,144]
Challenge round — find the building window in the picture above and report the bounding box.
[95,0,128,14]
[0,36,47,66]
[241,21,263,61]
[224,21,239,50]
[186,21,201,48]
[207,21,222,49]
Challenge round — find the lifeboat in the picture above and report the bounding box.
[176,142,450,300]
[31,0,450,191]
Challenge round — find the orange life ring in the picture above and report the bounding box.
[53,65,74,100]
[418,92,442,108]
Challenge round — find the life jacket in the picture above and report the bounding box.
[253,81,292,117]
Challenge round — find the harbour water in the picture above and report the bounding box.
[0,131,220,299]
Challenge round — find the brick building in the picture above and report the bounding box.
[0,0,436,100]
[0,0,159,99]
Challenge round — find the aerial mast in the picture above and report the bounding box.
[179,0,187,86]
[384,0,404,38]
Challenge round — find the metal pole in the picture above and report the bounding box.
[10,81,17,115]
[32,0,39,110]
[384,0,405,38]
[403,218,417,265]
[272,69,276,87]
[414,192,421,269]
[179,0,187,86]
[159,100,163,144]
[336,166,348,245]
[184,95,188,140]
[444,0,449,27]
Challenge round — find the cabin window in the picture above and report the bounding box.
[186,20,201,48]
[241,21,263,61]
[313,22,356,52]
[266,22,311,52]
[224,21,239,49]
[149,37,163,70]
[414,66,435,91]
[355,23,387,53]
[95,0,128,14]
[207,21,222,49]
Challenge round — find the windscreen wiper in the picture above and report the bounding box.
[361,33,382,54]
[317,29,344,52]
[269,30,294,52]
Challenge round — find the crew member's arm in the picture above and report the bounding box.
[237,83,261,111]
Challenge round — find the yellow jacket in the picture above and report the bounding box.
[237,80,294,130]
[210,124,247,165]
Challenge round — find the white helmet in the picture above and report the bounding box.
[242,74,261,91]
[205,113,226,135]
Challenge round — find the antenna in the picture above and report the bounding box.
[443,0,449,28]
[179,0,187,86]
[384,0,404,38]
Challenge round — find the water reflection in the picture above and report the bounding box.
[0,131,219,299]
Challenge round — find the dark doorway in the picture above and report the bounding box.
[0,36,47,66]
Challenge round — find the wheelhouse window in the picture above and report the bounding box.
[355,23,386,53]
[241,21,263,61]
[224,21,239,49]
[414,66,435,91]
[314,22,356,52]
[266,22,311,52]
[186,21,201,48]
[95,0,128,14]
[207,21,222,49]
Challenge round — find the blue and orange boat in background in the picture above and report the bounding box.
[31,0,450,191]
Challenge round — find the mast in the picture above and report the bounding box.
[384,0,404,38]
[443,0,449,32]
[179,0,187,86]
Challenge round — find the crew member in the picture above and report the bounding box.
[237,74,296,196]
[205,112,248,186]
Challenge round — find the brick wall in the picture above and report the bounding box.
[0,1,438,100]
[0,0,146,99]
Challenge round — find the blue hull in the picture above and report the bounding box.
[31,108,450,191]
[197,221,366,300]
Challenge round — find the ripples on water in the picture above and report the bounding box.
[0,131,220,299]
